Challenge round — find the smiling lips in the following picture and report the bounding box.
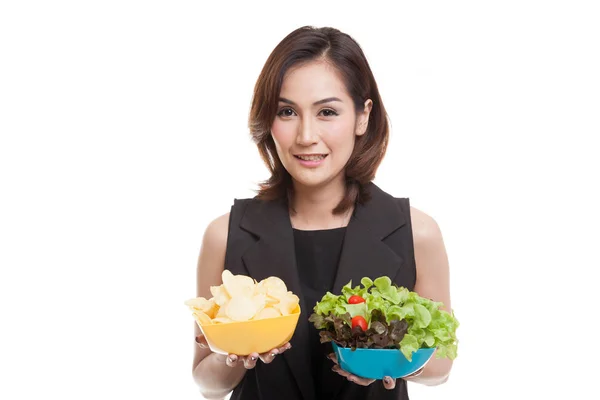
[294,154,328,161]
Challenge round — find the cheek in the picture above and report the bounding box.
[271,118,356,152]
[326,120,356,150]
[270,121,293,149]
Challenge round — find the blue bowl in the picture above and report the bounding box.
[331,342,435,379]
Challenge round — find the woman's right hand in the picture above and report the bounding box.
[196,334,292,369]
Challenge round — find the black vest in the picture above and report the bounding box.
[224,182,416,400]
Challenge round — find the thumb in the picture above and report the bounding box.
[383,376,396,390]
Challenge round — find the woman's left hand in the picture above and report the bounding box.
[327,352,424,390]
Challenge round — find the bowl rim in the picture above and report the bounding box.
[331,342,436,353]
[195,306,301,327]
[331,342,436,379]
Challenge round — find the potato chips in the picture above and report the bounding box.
[185,270,300,325]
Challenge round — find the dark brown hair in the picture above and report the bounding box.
[248,26,390,214]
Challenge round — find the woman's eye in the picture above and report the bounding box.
[320,109,338,117]
[276,107,338,117]
[277,108,296,117]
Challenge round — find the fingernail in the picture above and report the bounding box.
[384,377,391,384]
[250,356,257,361]
[270,353,277,358]
[286,343,292,349]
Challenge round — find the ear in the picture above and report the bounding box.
[355,99,373,137]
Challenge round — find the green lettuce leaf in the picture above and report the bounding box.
[309,276,460,361]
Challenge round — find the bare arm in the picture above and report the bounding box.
[329,205,455,390]
[191,212,291,398]
[192,212,247,399]
[403,206,453,386]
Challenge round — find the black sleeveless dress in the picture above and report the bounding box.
[224,182,415,400]
[293,227,347,399]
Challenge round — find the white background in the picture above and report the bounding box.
[1,1,599,399]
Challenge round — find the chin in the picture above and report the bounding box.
[290,173,340,190]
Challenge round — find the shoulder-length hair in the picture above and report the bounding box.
[248,26,390,215]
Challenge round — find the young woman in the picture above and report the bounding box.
[192,25,453,400]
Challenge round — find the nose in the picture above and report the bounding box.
[295,118,318,146]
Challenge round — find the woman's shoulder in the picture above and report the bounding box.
[203,194,270,239]
[202,212,230,253]
[201,194,268,245]
[372,183,440,242]
[409,206,440,240]
[401,203,444,259]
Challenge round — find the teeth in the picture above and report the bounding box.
[297,155,326,161]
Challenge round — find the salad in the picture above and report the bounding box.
[308,276,459,361]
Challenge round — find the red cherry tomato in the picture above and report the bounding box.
[351,316,368,331]
[348,295,366,304]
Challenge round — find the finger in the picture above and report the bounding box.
[259,348,279,364]
[383,376,396,390]
[326,352,338,364]
[347,375,375,386]
[195,335,208,349]
[225,354,239,368]
[331,365,375,386]
[243,353,259,369]
[332,364,352,378]
[277,342,292,354]
[334,368,374,386]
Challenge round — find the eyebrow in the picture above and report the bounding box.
[278,97,343,106]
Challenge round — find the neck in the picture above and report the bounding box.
[289,177,352,230]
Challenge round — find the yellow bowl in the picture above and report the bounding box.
[195,306,301,356]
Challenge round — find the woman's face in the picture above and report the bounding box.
[270,61,372,191]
